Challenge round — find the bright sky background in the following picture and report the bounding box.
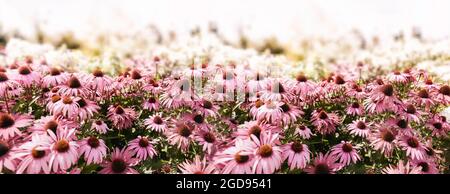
[1,0,449,41]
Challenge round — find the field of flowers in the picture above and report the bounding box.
[0,28,449,174]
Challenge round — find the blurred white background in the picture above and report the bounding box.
[1,0,449,41]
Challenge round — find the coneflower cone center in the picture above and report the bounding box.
[0,73,8,82]
[342,143,353,153]
[315,163,330,174]
[153,116,163,124]
[258,144,273,158]
[407,138,419,148]
[234,153,250,164]
[418,89,429,98]
[439,85,450,96]
[0,141,9,157]
[381,131,395,142]
[0,114,15,129]
[406,105,416,114]
[291,142,304,153]
[45,120,59,133]
[50,68,61,76]
[203,132,216,143]
[397,119,408,129]
[356,121,366,129]
[31,147,46,159]
[202,100,213,109]
[67,77,82,88]
[381,84,394,96]
[280,103,290,112]
[249,125,262,138]
[111,159,127,173]
[418,162,429,172]
[55,139,70,153]
[18,66,32,75]
[177,125,192,137]
[433,122,442,130]
[193,114,204,124]
[87,137,100,148]
[139,138,150,147]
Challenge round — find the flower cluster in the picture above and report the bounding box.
[0,38,449,175]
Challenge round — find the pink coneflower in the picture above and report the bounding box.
[382,160,421,174]
[143,78,162,94]
[433,84,450,105]
[234,120,273,140]
[398,135,426,160]
[322,75,349,95]
[178,155,217,174]
[42,67,68,87]
[291,73,315,99]
[142,96,160,111]
[51,96,80,118]
[247,72,269,92]
[419,78,437,90]
[166,122,195,152]
[0,139,16,172]
[124,69,147,86]
[411,88,435,108]
[194,129,221,155]
[215,70,238,91]
[4,83,23,98]
[78,136,108,164]
[250,99,264,117]
[76,98,100,121]
[14,65,41,87]
[311,110,340,135]
[399,103,423,123]
[330,141,361,166]
[256,101,283,123]
[260,79,293,102]
[99,147,139,174]
[182,113,210,130]
[346,102,364,116]
[58,75,89,97]
[214,139,254,174]
[15,134,52,174]
[145,113,169,133]
[282,141,311,170]
[84,68,112,93]
[91,120,111,134]
[185,63,209,79]
[0,72,20,96]
[46,94,62,111]
[194,100,219,118]
[388,118,415,136]
[127,136,157,161]
[345,84,366,100]
[248,131,282,174]
[426,116,449,138]
[410,158,439,174]
[304,152,341,174]
[279,102,303,125]
[0,113,33,140]
[365,84,400,113]
[161,78,196,108]
[107,105,136,130]
[47,128,79,172]
[295,125,313,139]
[28,116,77,136]
[347,119,371,138]
[369,127,398,157]
[387,70,408,83]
